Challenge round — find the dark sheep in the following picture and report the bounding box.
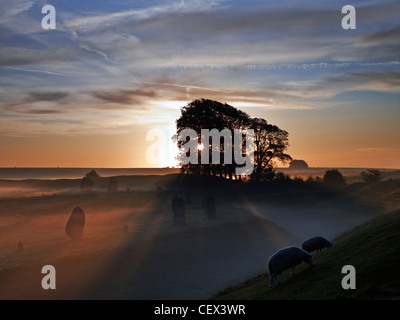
[301,236,333,253]
[268,246,313,288]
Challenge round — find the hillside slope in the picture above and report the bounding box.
[212,211,400,300]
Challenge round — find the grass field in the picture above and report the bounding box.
[0,170,399,299]
[211,210,400,300]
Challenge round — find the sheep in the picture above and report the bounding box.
[268,246,313,288]
[301,236,332,253]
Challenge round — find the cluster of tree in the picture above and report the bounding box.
[80,170,118,192]
[175,99,292,182]
[322,169,346,187]
[361,169,383,183]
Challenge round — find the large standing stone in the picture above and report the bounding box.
[108,177,118,192]
[186,192,192,204]
[80,177,94,192]
[172,196,186,226]
[205,195,216,219]
[202,193,207,208]
[65,207,85,240]
[17,242,24,253]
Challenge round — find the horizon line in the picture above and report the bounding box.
[0,166,398,170]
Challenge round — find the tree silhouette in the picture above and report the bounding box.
[250,118,292,182]
[176,99,249,179]
[85,170,100,180]
[175,99,291,181]
[323,169,346,187]
[361,169,383,183]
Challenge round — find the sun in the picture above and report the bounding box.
[197,143,204,151]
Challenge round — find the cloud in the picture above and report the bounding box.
[362,24,400,43]
[4,66,69,76]
[79,45,114,63]
[0,0,35,24]
[0,91,69,115]
[323,71,400,91]
[65,0,220,31]
[19,109,65,115]
[357,147,399,153]
[91,88,158,106]
[28,92,69,101]
[0,0,399,137]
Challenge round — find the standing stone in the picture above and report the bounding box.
[202,193,207,208]
[65,207,85,240]
[108,177,118,192]
[205,195,216,219]
[80,177,94,192]
[172,196,186,226]
[186,192,192,204]
[17,242,24,253]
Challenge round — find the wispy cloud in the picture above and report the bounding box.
[91,88,158,106]
[0,0,399,136]
[0,0,36,24]
[4,66,69,77]
[357,147,399,152]
[65,0,221,31]
[79,45,114,63]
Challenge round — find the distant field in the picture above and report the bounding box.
[0,167,398,182]
[0,167,180,180]
[0,168,399,198]
[277,168,400,184]
[0,173,398,299]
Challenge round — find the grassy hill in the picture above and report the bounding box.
[211,210,400,300]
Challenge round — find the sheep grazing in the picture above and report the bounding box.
[301,236,332,253]
[268,246,313,288]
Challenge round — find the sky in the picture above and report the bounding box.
[0,0,399,168]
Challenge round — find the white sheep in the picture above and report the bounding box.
[268,246,313,288]
[301,236,332,253]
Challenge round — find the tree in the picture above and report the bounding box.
[176,99,249,179]
[323,169,346,187]
[250,118,292,182]
[85,170,100,180]
[175,99,291,181]
[361,169,383,183]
